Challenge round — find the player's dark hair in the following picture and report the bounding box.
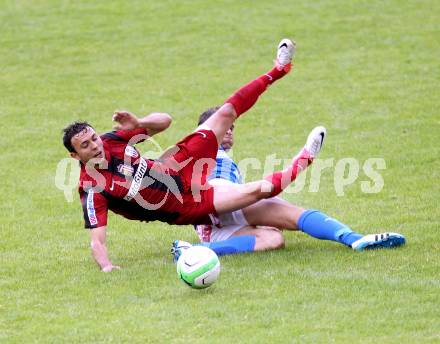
[198,106,220,125]
[62,121,94,153]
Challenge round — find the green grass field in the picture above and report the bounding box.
[1,0,439,342]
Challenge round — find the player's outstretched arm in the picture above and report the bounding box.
[113,110,172,136]
[90,226,121,272]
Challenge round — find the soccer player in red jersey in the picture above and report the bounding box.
[63,39,405,271]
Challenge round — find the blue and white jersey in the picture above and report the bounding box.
[208,146,243,184]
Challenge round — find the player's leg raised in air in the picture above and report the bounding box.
[199,38,295,146]
[193,40,329,214]
[179,38,322,215]
[165,38,318,221]
[212,125,326,214]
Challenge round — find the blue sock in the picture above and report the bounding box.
[198,235,256,256]
[297,209,363,247]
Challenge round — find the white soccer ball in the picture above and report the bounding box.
[176,246,220,289]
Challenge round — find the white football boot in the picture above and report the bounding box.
[276,38,296,72]
[351,232,406,251]
[304,126,327,158]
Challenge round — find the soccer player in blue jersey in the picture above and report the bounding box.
[171,107,406,260]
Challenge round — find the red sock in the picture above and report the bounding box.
[265,148,312,196]
[225,65,291,117]
[265,64,291,84]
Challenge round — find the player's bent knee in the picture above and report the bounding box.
[254,230,285,251]
[270,231,285,250]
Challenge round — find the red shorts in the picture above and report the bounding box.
[165,129,219,225]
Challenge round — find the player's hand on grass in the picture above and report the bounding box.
[101,264,121,273]
[112,110,140,130]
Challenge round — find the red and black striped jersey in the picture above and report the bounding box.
[78,128,215,229]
